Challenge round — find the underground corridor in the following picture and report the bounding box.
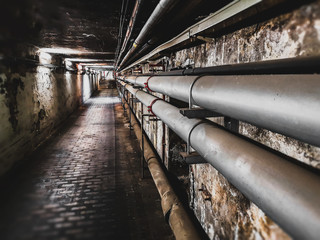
[1,0,320,240]
[0,82,175,240]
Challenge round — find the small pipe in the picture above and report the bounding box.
[120,80,320,239]
[155,56,320,76]
[121,86,202,240]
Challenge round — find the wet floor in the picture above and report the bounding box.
[0,84,174,240]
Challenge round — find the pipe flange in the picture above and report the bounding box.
[147,98,163,116]
[144,75,155,92]
[189,75,207,109]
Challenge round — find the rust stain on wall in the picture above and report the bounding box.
[0,66,83,176]
[31,108,46,134]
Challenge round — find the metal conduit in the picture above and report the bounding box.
[118,0,178,70]
[155,56,320,76]
[119,86,202,240]
[122,74,320,147]
[115,0,142,68]
[119,80,320,240]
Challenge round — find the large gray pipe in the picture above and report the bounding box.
[120,80,320,239]
[123,74,320,147]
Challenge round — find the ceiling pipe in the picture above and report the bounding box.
[122,74,320,147]
[120,0,210,69]
[115,0,143,69]
[119,79,320,240]
[118,0,178,70]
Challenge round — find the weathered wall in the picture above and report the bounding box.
[166,1,320,239]
[0,65,97,176]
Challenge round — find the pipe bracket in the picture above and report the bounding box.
[187,121,204,154]
[144,75,155,92]
[147,98,163,116]
[189,75,206,109]
[180,107,222,119]
[180,151,207,164]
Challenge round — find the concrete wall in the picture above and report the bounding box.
[0,65,97,176]
[167,1,320,239]
[130,1,320,239]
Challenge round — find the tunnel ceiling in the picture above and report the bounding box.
[38,0,126,53]
[0,0,158,59]
[1,0,240,62]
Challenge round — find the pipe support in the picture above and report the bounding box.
[121,79,320,239]
[125,74,320,147]
[121,85,201,240]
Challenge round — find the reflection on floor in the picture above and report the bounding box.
[0,85,174,240]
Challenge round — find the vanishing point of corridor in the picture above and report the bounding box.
[0,83,173,240]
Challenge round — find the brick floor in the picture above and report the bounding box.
[0,85,174,240]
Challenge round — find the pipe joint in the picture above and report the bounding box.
[144,75,155,92]
[187,121,205,154]
[189,75,207,109]
[147,98,163,116]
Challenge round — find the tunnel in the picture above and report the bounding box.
[0,0,320,239]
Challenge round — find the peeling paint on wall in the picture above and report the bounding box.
[0,74,25,131]
[240,122,320,169]
[0,65,83,176]
[190,164,291,240]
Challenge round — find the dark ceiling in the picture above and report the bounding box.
[1,0,260,65]
[0,0,158,59]
[38,0,125,52]
[1,0,235,62]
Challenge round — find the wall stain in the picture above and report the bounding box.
[32,108,46,134]
[0,74,25,131]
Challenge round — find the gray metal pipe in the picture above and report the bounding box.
[121,87,202,240]
[120,80,320,240]
[123,74,320,147]
[118,0,178,70]
[116,0,142,68]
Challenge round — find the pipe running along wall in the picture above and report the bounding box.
[123,74,320,147]
[155,56,320,75]
[118,86,202,240]
[115,0,142,68]
[118,0,178,70]
[118,79,320,240]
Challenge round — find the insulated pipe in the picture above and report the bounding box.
[121,89,202,240]
[123,74,320,147]
[120,80,320,239]
[118,0,178,70]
